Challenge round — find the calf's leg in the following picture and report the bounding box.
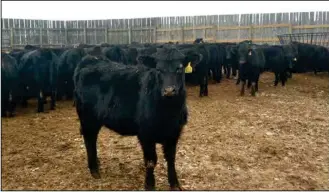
[255,75,260,92]
[240,81,246,96]
[226,66,231,79]
[247,80,252,89]
[204,76,209,96]
[50,90,56,110]
[139,139,157,190]
[251,82,256,96]
[8,92,16,117]
[37,90,44,113]
[274,72,279,86]
[163,139,182,191]
[81,124,101,179]
[280,72,287,86]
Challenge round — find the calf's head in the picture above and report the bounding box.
[152,47,203,97]
[283,44,298,68]
[237,42,252,64]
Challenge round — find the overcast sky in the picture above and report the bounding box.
[2,1,328,20]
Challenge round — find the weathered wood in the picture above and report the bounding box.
[39,28,43,47]
[1,11,329,49]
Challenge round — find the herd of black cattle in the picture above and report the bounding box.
[1,38,329,190]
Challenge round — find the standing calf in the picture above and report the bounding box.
[236,42,266,96]
[1,52,19,117]
[74,46,202,190]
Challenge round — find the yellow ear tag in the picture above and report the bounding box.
[185,62,193,73]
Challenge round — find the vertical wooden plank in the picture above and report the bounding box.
[84,23,87,44]
[10,28,14,48]
[40,28,43,47]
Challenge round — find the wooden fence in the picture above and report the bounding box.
[1,11,329,49]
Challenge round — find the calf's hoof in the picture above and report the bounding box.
[144,185,155,191]
[170,186,184,191]
[91,170,101,179]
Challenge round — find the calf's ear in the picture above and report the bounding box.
[183,53,203,68]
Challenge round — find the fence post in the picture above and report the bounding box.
[181,27,185,43]
[153,27,157,44]
[289,24,293,34]
[40,28,43,47]
[10,28,14,50]
[105,28,108,43]
[203,26,206,41]
[65,27,68,45]
[213,25,217,42]
[128,28,132,44]
[249,25,253,41]
[83,28,87,44]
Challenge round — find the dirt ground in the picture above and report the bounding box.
[1,72,329,190]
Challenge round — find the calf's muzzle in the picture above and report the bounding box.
[162,86,177,97]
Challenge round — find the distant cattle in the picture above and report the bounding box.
[262,45,290,86]
[281,44,299,78]
[224,44,239,78]
[18,48,58,112]
[236,42,266,96]
[102,46,128,64]
[291,42,329,74]
[73,46,202,190]
[1,52,19,117]
[57,48,86,100]
[205,44,222,83]
[179,44,209,97]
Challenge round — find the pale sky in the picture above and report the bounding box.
[2,1,328,20]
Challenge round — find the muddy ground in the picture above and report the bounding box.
[1,72,329,190]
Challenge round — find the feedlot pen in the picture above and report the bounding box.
[1,72,329,190]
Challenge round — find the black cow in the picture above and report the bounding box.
[9,49,35,107]
[1,52,19,117]
[126,47,139,65]
[262,45,290,86]
[291,42,329,74]
[136,46,158,68]
[281,44,298,78]
[206,44,222,83]
[73,47,202,190]
[179,44,209,97]
[57,48,86,100]
[102,46,128,64]
[312,45,329,74]
[224,44,239,78]
[18,48,58,112]
[100,43,111,47]
[236,42,266,96]
[49,47,67,57]
[24,44,40,50]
